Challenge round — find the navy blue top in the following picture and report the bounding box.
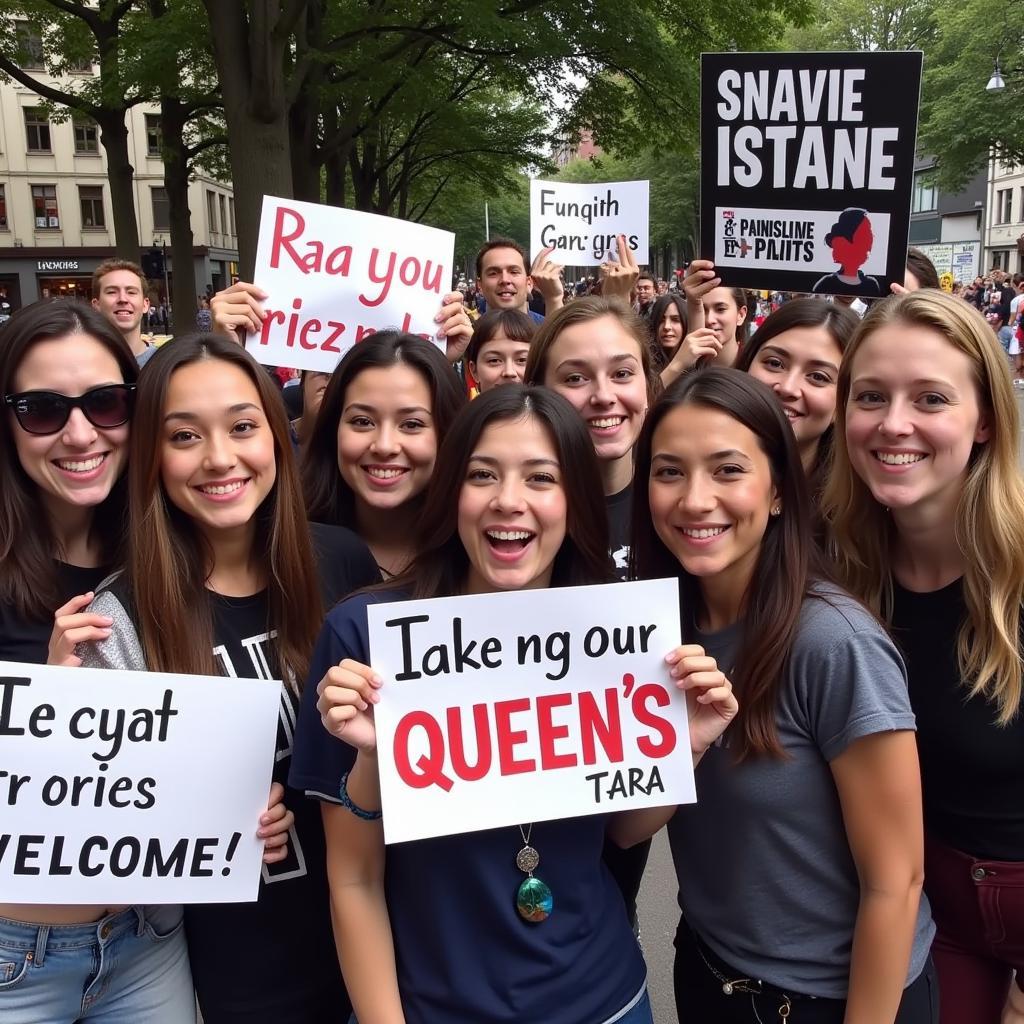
[290,591,647,1024]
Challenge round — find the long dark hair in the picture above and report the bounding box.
[302,333,467,525]
[630,367,815,760]
[0,300,137,620]
[128,334,321,688]
[647,293,689,368]
[735,298,858,495]
[393,385,613,599]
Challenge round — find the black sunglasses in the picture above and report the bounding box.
[4,384,136,436]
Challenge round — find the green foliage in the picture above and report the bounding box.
[918,0,1024,191]
[782,0,937,51]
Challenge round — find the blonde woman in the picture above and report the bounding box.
[825,290,1024,1024]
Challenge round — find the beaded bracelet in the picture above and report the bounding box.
[338,771,383,821]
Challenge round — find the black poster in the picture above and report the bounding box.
[699,51,923,296]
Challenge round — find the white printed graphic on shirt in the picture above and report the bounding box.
[213,630,308,884]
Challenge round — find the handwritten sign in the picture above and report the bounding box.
[368,580,693,844]
[246,196,455,373]
[530,179,650,266]
[700,51,922,296]
[0,662,279,903]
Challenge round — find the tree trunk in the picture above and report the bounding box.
[203,0,297,277]
[160,98,199,335]
[96,111,141,257]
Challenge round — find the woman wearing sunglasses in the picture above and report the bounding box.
[0,300,136,666]
[0,301,196,1022]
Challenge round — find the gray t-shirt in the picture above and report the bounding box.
[668,586,934,998]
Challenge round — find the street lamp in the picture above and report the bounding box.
[987,61,1006,91]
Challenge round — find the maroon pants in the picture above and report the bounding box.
[925,835,1024,1024]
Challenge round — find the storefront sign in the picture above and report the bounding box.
[37,260,80,272]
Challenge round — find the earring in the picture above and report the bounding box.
[770,505,782,516]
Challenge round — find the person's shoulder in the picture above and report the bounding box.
[324,586,409,630]
[528,309,545,324]
[794,582,882,648]
[310,520,373,563]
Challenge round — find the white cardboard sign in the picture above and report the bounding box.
[246,195,455,373]
[530,178,650,266]
[368,580,693,845]
[0,662,280,903]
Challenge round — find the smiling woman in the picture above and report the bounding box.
[631,367,936,1023]
[288,384,738,1024]
[302,332,467,578]
[0,301,137,666]
[69,334,379,1024]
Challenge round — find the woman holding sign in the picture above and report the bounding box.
[290,384,738,1024]
[303,332,467,578]
[825,291,1024,1024]
[632,367,937,1022]
[74,335,378,1024]
[0,302,199,1023]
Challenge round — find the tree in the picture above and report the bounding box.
[917,0,1024,191]
[783,0,936,51]
[203,0,812,273]
[0,0,151,256]
[134,0,228,331]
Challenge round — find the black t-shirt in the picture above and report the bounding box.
[176,524,376,1023]
[892,578,1024,860]
[606,484,632,580]
[0,561,110,665]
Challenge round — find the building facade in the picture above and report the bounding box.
[984,156,1024,274]
[909,156,986,284]
[0,37,237,314]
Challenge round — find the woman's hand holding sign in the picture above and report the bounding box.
[47,592,112,667]
[665,645,738,764]
[258,782,295,864]
[316,659,383,753]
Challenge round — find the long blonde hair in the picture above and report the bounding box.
[824,290,1024,723]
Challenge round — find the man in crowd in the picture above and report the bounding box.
[91,258,156,368]
[475,237,564,322]
[634,272,657,321]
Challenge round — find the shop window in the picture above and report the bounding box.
[24,108,51,153]
[31,184,59,229]
[79,185,105,228]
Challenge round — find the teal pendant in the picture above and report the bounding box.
[516,875,553,923]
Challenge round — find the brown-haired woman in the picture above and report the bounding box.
[0,300,137,666]
[73,335,378,1024]
[465,309,537,393]
[632,367,936,1023]
[735,297,858,501]
[302,331,467,578]
[290,384,737,1024]
[0,303,201,1023]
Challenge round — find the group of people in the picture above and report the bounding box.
[0,233,1021,1024]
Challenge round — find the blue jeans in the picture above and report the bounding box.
[0,905,195,1023]
[612,988,654,1023]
